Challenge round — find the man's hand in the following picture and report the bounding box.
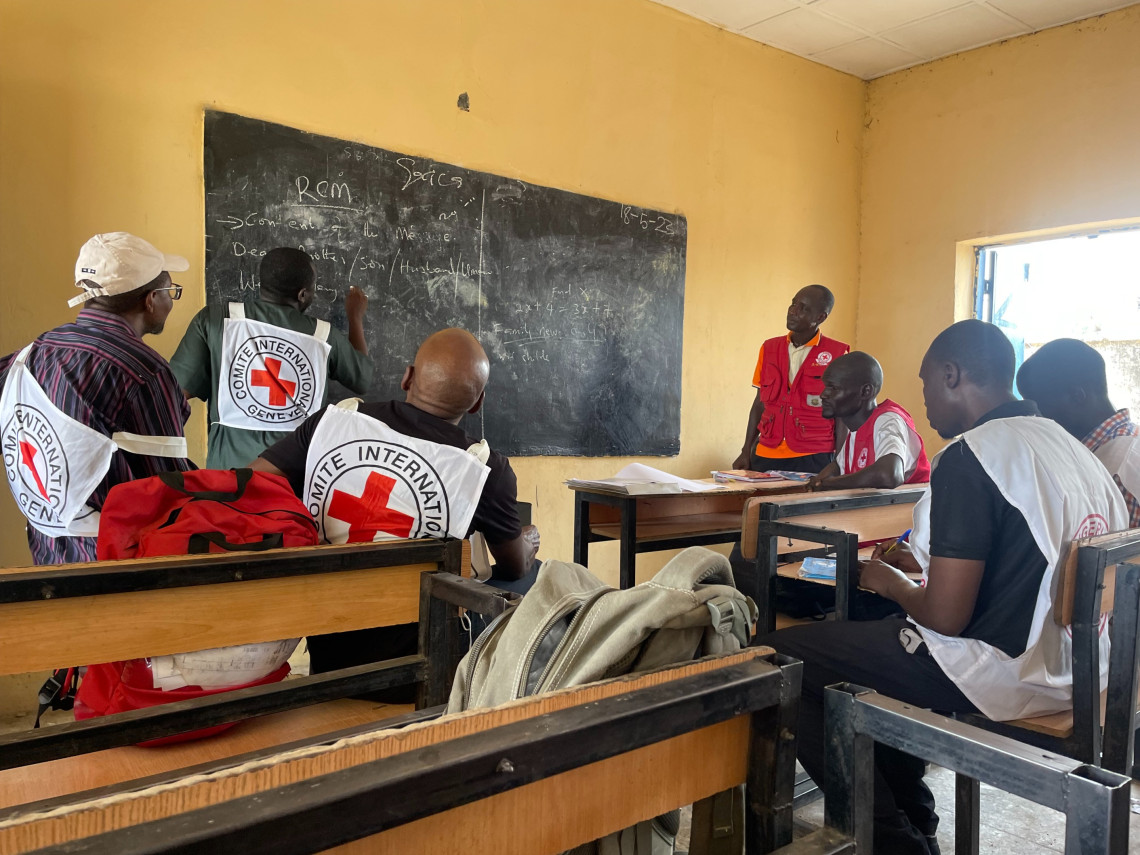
[522,524,540,566]
[806,474,826,491]
[870,539,922,574]
[857,558,910,599]
[345,285,368,321]
[732,451,750,470]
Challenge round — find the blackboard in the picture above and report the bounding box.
[203,111,687,456]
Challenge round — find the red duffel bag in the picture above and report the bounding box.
[73,469,318,744]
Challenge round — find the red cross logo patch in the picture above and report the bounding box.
[326,471,416,542]
[228,335,318,424]
[2,403,70,532]
[305,439,453,544]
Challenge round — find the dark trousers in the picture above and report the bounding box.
[760,619,978,855]
[749,450,834,474]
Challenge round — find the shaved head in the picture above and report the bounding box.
[820,351,883,423]
[828,351,883,396]
[402,328,490,421]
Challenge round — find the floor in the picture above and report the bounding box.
[788,766,1140,854]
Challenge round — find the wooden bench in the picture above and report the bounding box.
[739,486,926,632]
[955,530,1140,781]
[0,648,803,855]
[0,539,517,773]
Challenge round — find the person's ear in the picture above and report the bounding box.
[467,390,485,415]
[944,361,962,390]
[400,365,414,392]
[861,382,874,402]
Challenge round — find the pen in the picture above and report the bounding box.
[883,528,912,555]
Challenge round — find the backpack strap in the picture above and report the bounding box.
[228,302,245,319]
[313,319,331,343]
[35,667,79,728]
[112,431,189,458]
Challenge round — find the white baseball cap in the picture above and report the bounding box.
[70,232,190,307]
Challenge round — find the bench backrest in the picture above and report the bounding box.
[0,539,462,676]
[739,486,926,561]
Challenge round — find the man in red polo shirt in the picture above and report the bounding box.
[733,284,849,474]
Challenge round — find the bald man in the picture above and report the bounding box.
[253,328,538,695]
[808,352,929,491]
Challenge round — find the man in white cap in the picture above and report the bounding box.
[0,232,194,564]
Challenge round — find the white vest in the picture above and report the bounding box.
[1091,433,1140,506]
[215,303,332,432]
[303,403,490,545]
[911,416,1127,721]
[1,344,188,538]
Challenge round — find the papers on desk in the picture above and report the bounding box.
[566,463,722,494]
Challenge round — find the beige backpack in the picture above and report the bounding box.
[447,547,758,854]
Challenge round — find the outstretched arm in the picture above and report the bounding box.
[345,286,369,356]
[858,555,983,636]
[487,525,541,581]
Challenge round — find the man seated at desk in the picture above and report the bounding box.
[1016,338,1140,527]
[252,327,540,699]
[764,319,1126,855]
[808,351,930,491]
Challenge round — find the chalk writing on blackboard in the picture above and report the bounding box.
[204,111,687,456]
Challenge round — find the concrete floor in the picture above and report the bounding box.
[790,766,1140,854]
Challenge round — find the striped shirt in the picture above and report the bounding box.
[0,309,193,565]
[1082,409,1140,528]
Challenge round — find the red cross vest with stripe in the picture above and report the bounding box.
[844,399,931,484]
[756,333,848,454]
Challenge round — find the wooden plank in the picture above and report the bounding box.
[0,699,406,810]
[0,563,434,675]
[590,512,743,543]
[584,482,808,528]
[0,650,770,853]
[774,505,914,555]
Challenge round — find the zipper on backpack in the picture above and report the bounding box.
[529,588,610,695]
[461,606,516,710]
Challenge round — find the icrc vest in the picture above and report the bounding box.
[756,334,848,454]
[215,302,332,432]
[0,344,188,538]
[912,416,1127,721]
[303,403,491,545]
[841,399,931,484]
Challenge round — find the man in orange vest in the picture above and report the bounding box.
[733,284,849,474]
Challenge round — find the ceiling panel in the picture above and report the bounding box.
[811,38,926,78]
[812,0,968,33]
[883,4,1024,59]
[742,7,866,54]
[648,0,1140,78]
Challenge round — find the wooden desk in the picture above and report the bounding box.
[570,478,808,588]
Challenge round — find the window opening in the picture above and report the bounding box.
[974,228,1140,412]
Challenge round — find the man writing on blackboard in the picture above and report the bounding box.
[733,284,849,474]
[171,247,373,469]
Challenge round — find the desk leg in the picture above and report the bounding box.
[573,493,590,567]
[619,498,637,589]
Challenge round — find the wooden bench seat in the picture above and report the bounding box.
[0,649,804,855]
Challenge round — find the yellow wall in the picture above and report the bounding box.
[0,0,865,575]
[856,6,1140,453]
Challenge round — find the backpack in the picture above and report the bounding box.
[64,469,319,744]
[448,547,758,854]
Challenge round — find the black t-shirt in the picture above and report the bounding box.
[260,400,522,545]
[928,399,1045,658]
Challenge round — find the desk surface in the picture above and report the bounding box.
[568,478,808,499]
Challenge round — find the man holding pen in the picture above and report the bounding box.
[763,320,1126,855]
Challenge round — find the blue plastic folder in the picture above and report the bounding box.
[799,557,837,580]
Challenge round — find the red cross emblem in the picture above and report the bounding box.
[327,471,416,542]
[250,358,297,407]
[19,440,50,500]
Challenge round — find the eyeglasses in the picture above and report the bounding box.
[154,285,183,300]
